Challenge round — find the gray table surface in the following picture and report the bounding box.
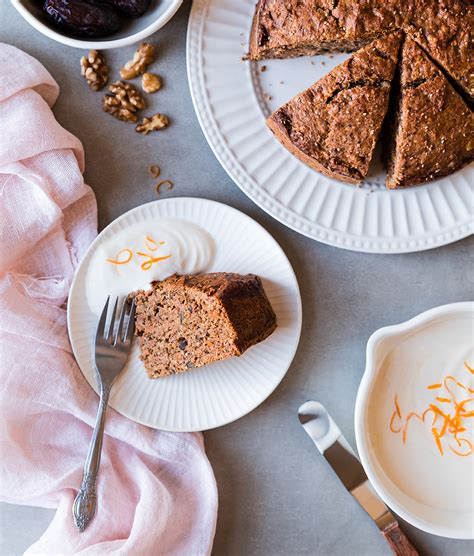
[1,1,473,555]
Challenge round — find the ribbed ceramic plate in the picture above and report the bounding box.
[68,198,302,431]
[186,0,474,253]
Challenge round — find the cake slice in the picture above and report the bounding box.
[248,0,408,61]
[267,32,402,183]
[385,39,474,189]
[404,0,473,102]
[133,273,277,378]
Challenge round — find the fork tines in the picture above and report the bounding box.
[96,296,135,347]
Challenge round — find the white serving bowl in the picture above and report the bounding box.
[355,302,474,539]
[12,0,183,49]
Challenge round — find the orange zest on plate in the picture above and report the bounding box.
[390,362,474,457]
[136,252,172,271]
[106,236,171,271]
[145,236,159,251]
[106,248,133,265]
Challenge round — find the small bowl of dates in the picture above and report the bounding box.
[11,0,183,49]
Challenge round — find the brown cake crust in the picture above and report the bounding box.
[248,0,472,102]
[385,39,474,189]
[405,0,473,101]
[248,0,410,61]
[267,32,402,183]
[134,273,277,378]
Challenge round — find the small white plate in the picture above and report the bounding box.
[186,0,473,253]
[68,198,302,431]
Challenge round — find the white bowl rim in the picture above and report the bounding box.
[11,0,184,49]
[354,301,474,540]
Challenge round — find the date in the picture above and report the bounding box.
[43,0,121,38]
[101,0,150,18]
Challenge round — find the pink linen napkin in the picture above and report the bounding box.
[0,43,217,555]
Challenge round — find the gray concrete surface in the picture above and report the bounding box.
[1,1,473,554]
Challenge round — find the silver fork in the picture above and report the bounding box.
[72,296,135,532]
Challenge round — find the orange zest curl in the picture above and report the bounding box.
[136,251,172,271]
[145,236,159,251]
[394,394,402,418]
[390,362,474,458]
[389,410,402,433]
[106,248,133,265]
[105,236,171,271]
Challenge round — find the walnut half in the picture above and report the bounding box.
[80,50,108,91]
[142,72,162,94]
[135,113,169,134]
[120,43,155,80]
[102,81,145,123]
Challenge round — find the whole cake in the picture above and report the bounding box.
[133,273,277,378]
[267,32,402,183]
[386,39,474,188]
[253,0,473,187]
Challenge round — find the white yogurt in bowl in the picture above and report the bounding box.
[355,302,474,539]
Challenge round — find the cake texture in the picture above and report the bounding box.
[248,0,408,61]
[267,32,402,183]
[248,0,472,102]
[405,0,473,101]
[385,39,474,189]
[133,273,277,378]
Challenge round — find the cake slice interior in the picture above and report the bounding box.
[267,32,403,184]
[385,39,474,189]
[134,273,277,378]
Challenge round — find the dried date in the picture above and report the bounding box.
[101,0,150,17]
[43,0,121,38]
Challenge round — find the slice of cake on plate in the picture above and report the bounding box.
[267,32,402,183]
[385,38,474,189]
[404,0,473,102]
[133,273,277,378]
[248,0,407,60]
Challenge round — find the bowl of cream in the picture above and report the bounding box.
[355,302,474,539]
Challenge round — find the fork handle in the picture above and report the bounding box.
[73,383,110,532]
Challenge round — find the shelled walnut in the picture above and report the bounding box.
[80,50,108,91]
[120,43,155,80]
[142,72,162,93]
[102,81,145,122]
[135,113,169,134]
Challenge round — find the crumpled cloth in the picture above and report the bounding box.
[0,43,217,555]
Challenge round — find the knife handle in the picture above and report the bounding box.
[381,521,419,556]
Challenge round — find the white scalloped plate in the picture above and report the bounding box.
[68,198,302,431]
[186,0,474,253]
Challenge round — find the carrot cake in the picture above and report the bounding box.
[248,0,472,102]
[267,32,402,183]
[248,0,408,61]
[405,0,473,102]
[133,273,277,378]
[385,39,474,189]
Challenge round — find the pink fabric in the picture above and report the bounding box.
[0,44,217,555]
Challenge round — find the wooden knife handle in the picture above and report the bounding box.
[381,521,419,556]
